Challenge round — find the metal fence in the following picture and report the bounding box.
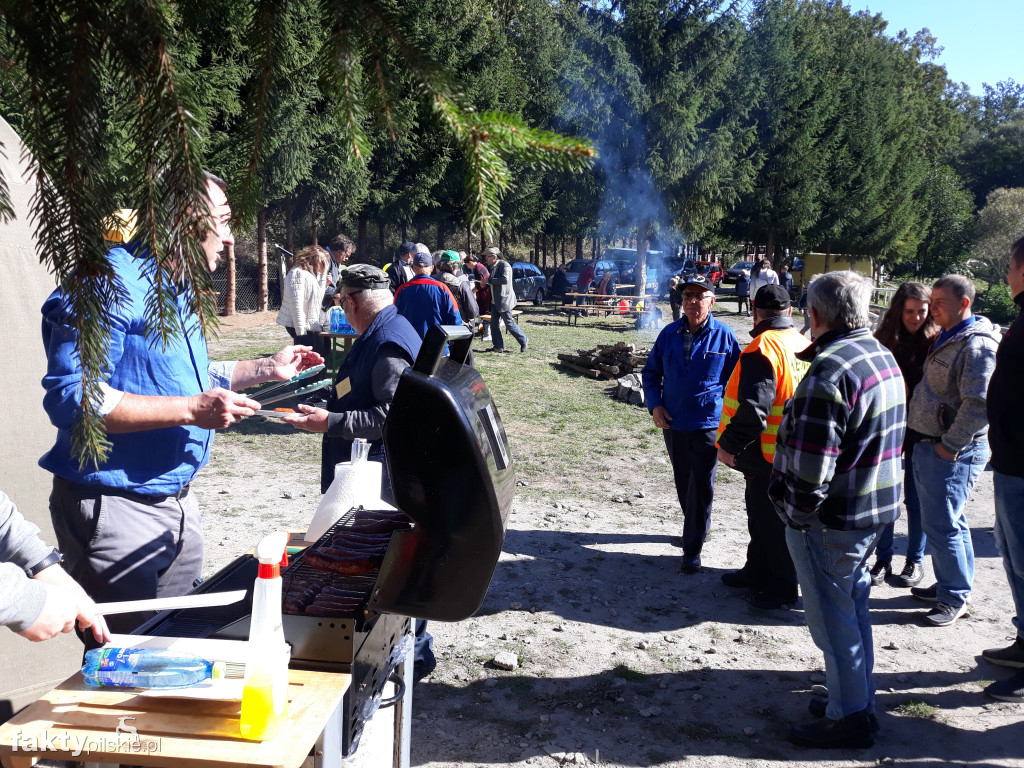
[212,258,282,314]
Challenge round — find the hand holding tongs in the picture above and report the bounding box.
[249,364,325,403]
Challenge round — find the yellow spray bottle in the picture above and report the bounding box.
[240,530,291,741]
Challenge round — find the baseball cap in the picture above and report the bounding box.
[412,251,433,267]
[340,264,390,290]
[682,275,714,292]
[753,284,791,309]
[398,241,417,255]
[440,250,461,262]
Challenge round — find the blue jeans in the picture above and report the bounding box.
[876,452,925,564]
[786,523,880,719]
[994,471,1024,641]
[490,309,527,350]
[915,440,988,609]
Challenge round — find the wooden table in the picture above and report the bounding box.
[318,330,359,369]
[0,669,349,768]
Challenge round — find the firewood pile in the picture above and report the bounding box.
[556,342,649,381]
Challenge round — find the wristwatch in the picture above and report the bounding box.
[27,547,64,577]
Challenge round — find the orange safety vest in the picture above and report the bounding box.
[717,327,811,463]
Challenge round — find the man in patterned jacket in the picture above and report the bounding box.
[769,271,906,749]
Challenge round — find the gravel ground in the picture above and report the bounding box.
[201,308,1024,768]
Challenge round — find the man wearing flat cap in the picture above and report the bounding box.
[716,284,810,609]
[481,246,529,353]
[642,275,740,573]
[283,264,422,499]
[386,242,420,293]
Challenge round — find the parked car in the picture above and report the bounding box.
[511,261,547,305]
[724,260,755,284]
[694,261,724,289]
[603,247,664,290]
[564,259,620,291]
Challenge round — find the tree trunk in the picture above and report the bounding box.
[285,197,294,252]
[415,219,424,243]
[257,208,268,312]
[401,222,408,242]
[438,219,446,250]
[310,206,318,247]
[378,218,386,259]
[481,232,486,252]
[765,230,775,266]
[592,235,597,259]
[635,219,652,298]
[576,236,584,260]
[358,215,368,258]
[223,240,236,316]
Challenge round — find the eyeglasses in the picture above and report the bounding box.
[682,293,713,303]
[340,289,364,306]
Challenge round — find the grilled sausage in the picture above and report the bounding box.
[304,550,381,575]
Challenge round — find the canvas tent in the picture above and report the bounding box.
[0,115,80,720]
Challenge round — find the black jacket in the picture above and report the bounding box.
[987,292,1024,478]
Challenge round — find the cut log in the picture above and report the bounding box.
[557,361,602,379]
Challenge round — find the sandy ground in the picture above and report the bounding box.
[200,309,1024,768]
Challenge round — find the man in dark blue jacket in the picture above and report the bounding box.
[393,251,461,341]
[643,275,740,573]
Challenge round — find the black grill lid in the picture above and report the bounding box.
[372,324,513,621]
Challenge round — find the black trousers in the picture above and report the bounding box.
[743,472,798,602]
[663,428,718,557]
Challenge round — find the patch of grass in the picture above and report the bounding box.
[894,699,938,718]
[611,663,645,681]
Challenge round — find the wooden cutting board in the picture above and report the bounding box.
[0,668,350,768]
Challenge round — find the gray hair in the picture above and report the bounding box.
[361,288,393,314]
[807,271,872,331]
[932,274,975,305]
[414,242,430,255]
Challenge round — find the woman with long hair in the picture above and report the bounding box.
[869,282,939,588]
[276,245,328,354]
[748,258,779,303]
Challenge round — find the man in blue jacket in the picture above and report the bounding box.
[393,250,461,340]
[643,275,740,573]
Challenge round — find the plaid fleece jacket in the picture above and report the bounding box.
[769,327,906,531]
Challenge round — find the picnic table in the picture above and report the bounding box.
[561,294,655,326]
[318,330,359,369]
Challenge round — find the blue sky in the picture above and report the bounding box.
[851,0,1021,94]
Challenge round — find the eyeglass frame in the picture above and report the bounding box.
[681,291,714,303]
[339,289,365,307]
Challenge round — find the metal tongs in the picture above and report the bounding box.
[249,363,328,408]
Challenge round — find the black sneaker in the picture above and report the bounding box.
[869,560,891,587]
[520,339,529,353]
[789,710,874,749]
[982,638,1024,669]
[911,583,938,602]
[984,670,1024,703]
[808,699,879,732]
[922,601,969,627]
[721,569,751,589]
[893,560,924,588]
[679,555,701,574]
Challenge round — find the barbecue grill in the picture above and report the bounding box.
[135,325,513,756]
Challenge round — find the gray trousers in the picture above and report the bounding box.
[49,476,204,638]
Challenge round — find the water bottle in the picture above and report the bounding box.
[329,306,342,334]
[336,306,353,333]
[82,648,225,689]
